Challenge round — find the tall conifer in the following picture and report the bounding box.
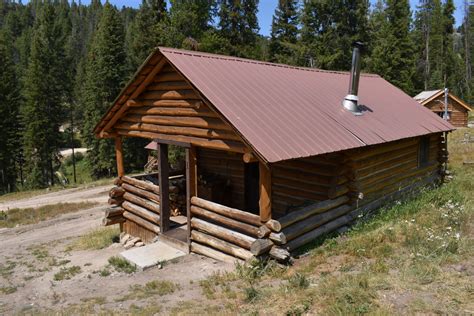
[81,2,126,178]
[22,2,67,187]
[269,0,300,64]
[0,29,21,192]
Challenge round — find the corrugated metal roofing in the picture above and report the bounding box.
[158,48,453,163]
[414,90,442,102]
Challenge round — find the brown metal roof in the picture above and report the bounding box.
[159,48,453,163]
[95,47,454,163]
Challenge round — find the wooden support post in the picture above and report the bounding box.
[158,142,170,232]
[259,162,272,222]
[186,145,197,245]
[114,136,125,177]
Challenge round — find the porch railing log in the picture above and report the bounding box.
[190,217,255,249]
[191,230,254,261]
[191,196,261,226]
[121,183,160,203]
[122,201,160,224]
[191,205,259,237]
[123,211,161,235]
[123,192,160,214]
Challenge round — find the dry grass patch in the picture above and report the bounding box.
[0,201,98,228]
[67,226,120,251]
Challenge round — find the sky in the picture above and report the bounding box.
[76,1,467,36]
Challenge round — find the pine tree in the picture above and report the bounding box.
[126,0,167,70]
[81,2,127,178]
[22,2,68,188]
[462,1,474,102]
[368,0,416,94]
[0,29,21,193]
[269,0,300,65]
[218,0,260,57]
[301,0,369,70]
[165,0,216,49]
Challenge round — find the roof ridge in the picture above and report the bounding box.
[158,46,381,78]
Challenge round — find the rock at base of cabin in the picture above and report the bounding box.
[120,233,131,245]
[124,240,135,250]
[129,237,141,245]
[135,242,145,247]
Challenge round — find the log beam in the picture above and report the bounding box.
[259,162,272,222]
[115,137,125,177]
[158,142,170,232]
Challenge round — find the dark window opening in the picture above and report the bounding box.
[244,162,260,214]
[418,136,430,167]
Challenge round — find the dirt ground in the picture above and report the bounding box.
[0,187,233,315]
[0,185,113,210]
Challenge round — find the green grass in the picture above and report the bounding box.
[53,266,82,281]
[0,202,98,228]
[108,256,136,274]
[0,285,17,294]
[117,280,178,301]
[67,226,120,251]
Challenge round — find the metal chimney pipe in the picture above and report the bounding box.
[343,42,365,114]
[443,88,449,120]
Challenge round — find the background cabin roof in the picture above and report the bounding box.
[414,89,472,112]
[95,47,453,163]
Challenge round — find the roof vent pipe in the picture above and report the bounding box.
[343,42,365,114]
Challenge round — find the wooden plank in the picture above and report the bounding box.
[191,196,261,226]
[259,162,272,222]
[158,143,170,232]
[191,230,253,260]
[114,137,125,177]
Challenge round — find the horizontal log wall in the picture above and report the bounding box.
[350,134,442,207]
[190,197,273,261]
[264,133,446,261]
[112,61,247,153]
[271,153,348,218]
[108,175,162,242]
[425,96,469,127]
[196,148,245,210]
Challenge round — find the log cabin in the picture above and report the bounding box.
[95,46,454,262]
[414,89,472,128]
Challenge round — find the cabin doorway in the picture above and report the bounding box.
[153,140,190,251]
[244,162,260,214]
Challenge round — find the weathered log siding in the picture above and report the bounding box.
[271,153,348,218]
[348,134,443,206]
[113,61,247,153]
[196,148,245,210]
[425,95,469,127]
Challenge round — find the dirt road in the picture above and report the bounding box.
[0,185,113,210]
[0,187,232,315]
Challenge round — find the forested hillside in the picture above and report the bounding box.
[0,0,473,193]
